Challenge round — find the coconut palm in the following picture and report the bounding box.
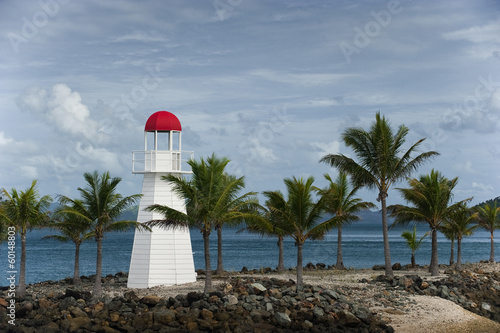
[59,171,144,298]
[42,202,93,284]
[315,172,375,269]
[0,218,8,244]
[400,226,428,268]
[320,112,438,276]
[439,222,456,265]
[241,191,294,273]
[0,180,52,297]
[388,170,468,276]
[476,201,500,262]
[446,204,478,271]
[265,176,336,288]
[145,154,258,292]
[214,173,257,275]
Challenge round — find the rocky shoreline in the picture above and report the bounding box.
[1,262,499,332]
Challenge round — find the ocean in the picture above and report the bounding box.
[0,219,497,285]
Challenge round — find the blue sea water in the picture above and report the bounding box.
[0,220,497,285]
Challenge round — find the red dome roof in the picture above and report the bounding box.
[144,111,182,132]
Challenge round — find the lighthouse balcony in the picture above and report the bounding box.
[132,150,194,174]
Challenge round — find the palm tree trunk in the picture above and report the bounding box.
[277,236,285,273]
[456,237,462,271]
[17,232,27,298]
[93,237,103,298]
[336,225,344,269]
[296,242,303,289]
[490,231,495,263]
[411,250,416,268]
[380,194,393,277]
[449,239,455,266]
[216,225,224,275]
[203,231,212,293]
[73,242,81,285]
[430,228,439,276]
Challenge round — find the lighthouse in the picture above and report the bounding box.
[127,111,197,288]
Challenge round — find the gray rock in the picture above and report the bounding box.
[343,310,361,327]
[302,319,314,330]
[153,309,176,325]
[37,322,60,333]
[251,283,267,293]
[312,306,325,318]
[481,302,492,312]
[428,285,438,296]
[266,302,274,312]
[439,285,450,298]
[70,306,87,318]
[275,312,292,327]
[225,294,239,306]
[322,289,339,300]
[58,296,76,311]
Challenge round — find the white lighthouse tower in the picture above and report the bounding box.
[127,111,197,288]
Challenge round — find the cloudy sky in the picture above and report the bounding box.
[1,0,499,208]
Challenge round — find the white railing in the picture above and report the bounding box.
[132,150,194,174]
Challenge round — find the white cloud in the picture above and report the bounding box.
[111,30,169,43]
[453,160,475,174]
[0,131,13,145]
[20,166,38,179]
[248,69,357,87]
[490,88,500,111]
[310,140,341,161]
[472,182,494,192]
[442,19,500,43]
[16,84,99,140]
[245,138,278,164]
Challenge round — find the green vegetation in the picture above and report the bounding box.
[263,176,336,288]
[2,112,498,295]
[320,112,439,277]
[241,191,293,273]
[0,180,52,297]
[315,172,375,269]
[43,202,93,284]
[476,201,500,262]
[400,226,428,268]
[144,154,258,292]
[445,204,478,271]
[58,171,145,298]
[389,170,470,276]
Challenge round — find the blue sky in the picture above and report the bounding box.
[1,0,499,208]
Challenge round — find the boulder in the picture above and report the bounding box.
[154,309,176,325]
[275,312,292,327]
[140,295,161,306]
[250,283,267,293]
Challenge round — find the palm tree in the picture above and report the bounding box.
[320,112,438,276]
[315,173,375,269]
[0,180,52,297]
[59,171,143,298]
[145,154,258,292]
[476,201,500,262]
[214,173,256,275]
[439,222,456,265]
[265,176,336,288]
[241,191,293,273]
[400,226,428,268]
[388,170,468,276]
[42,202,93,284]
[446,204,478,271]
[0,218,8,244]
